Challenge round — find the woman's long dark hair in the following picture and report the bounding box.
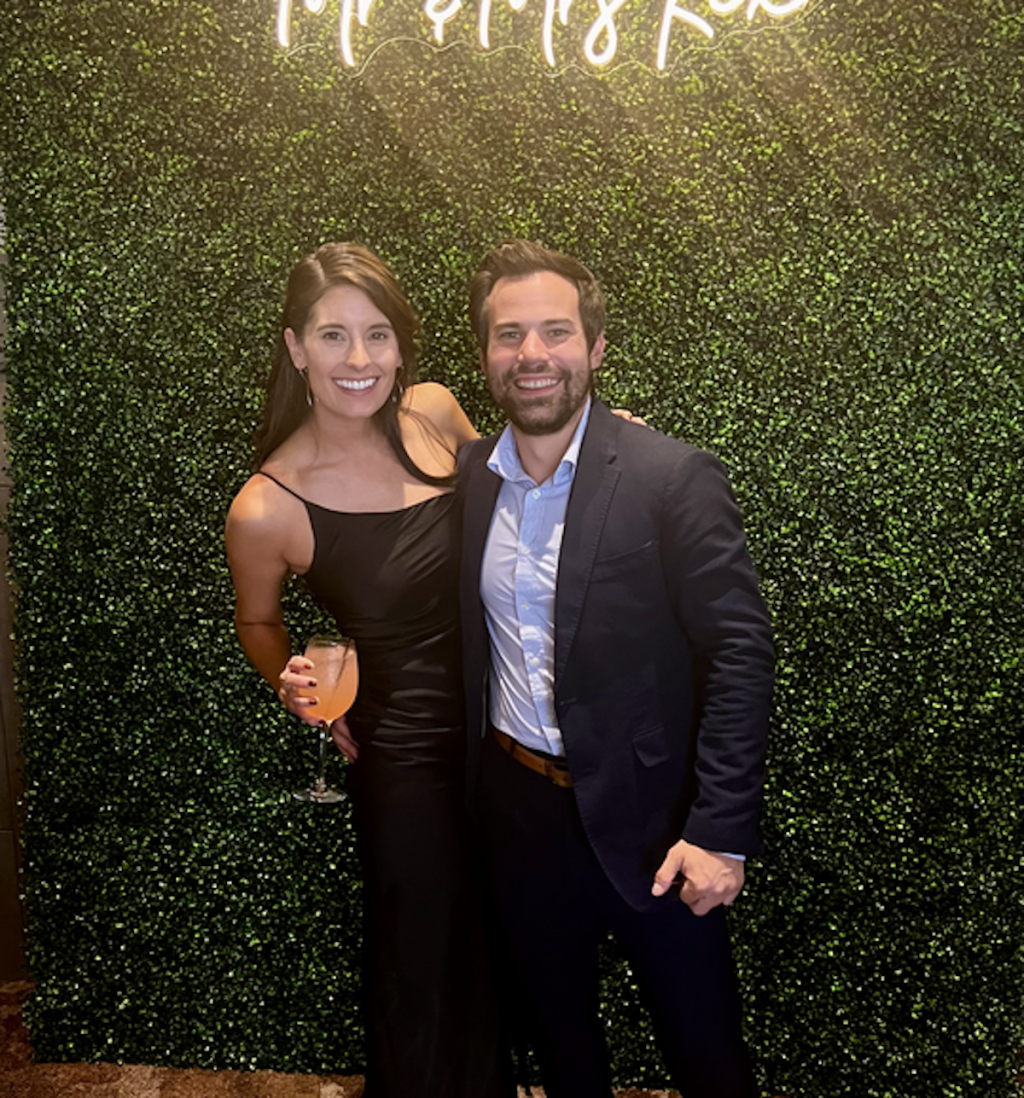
[252,242,454,487]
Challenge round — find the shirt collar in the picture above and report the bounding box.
[487,398,592,488]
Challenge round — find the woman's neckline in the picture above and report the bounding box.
[306,492,453,517]
[257,471,452,516]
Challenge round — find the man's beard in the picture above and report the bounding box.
[489,368,593,437]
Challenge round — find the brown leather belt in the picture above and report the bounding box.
[492,728,574,788]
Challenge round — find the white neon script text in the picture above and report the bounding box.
[276,0,810,70]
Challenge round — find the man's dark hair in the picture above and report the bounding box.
[469,240,606,353]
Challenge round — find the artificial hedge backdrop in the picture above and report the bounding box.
[0,0,1022,1094]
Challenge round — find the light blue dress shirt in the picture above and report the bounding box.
[479,402,744,863]
[479,402,593,757]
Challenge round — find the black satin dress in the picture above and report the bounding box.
[266,480,508,1098]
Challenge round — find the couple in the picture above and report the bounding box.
[226,240,774,1098]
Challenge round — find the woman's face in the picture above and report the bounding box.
[285,284,402,420]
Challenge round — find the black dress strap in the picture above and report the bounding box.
[257,470,308,504]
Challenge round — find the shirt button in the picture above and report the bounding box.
[532,489,541,499]
[521,602,530,610]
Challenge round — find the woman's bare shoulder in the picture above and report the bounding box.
[227,472,303,536]
[405,382,478,447]
[226,470,314,581]
[405,380,455,413]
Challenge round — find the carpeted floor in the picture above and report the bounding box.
[0,981,364,1098]
[0,983,680,1098]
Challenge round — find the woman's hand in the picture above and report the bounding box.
[329,717,359,763]
[611,407,650,428]
[278,655,321,724]
[279,656,360,761]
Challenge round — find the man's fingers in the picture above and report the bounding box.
[680,883,719,917]
[681,878,741,916]
[679,877,701,908]
[652,841,745,911]
[651,855,684,897]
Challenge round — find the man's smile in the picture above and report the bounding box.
[514,375,561,392]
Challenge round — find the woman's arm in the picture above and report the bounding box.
[226,478,361,754]
[225,477,306,693]
[406,381,480,450]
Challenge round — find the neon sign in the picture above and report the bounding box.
[276,0,812,72]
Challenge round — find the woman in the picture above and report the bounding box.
[225,242,509,1097]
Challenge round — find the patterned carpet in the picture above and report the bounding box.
[0,982,361,1098]
[0,983,680,1098]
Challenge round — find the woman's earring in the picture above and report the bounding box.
[302,368,313,407]
[391,378,405,406]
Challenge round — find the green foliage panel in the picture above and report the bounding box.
[1,0,1021,1094]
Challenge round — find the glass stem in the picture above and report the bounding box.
[316,722,329,788]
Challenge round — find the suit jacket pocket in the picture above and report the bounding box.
[631,724,670,767]
[590,538,658,580]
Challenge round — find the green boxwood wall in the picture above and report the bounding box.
[1,0,1021,1094]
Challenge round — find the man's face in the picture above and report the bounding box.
[481,271,605,437]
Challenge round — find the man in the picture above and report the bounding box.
[459,241,774,1098]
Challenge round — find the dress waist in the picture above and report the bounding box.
[347,627,463,735]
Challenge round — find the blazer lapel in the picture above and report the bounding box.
[460,440,503,617]
[554,404,620,685]
[460,441,503,752]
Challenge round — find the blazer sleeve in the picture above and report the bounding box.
[659,446,775,855]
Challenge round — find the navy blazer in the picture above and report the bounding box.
[460,401,774,912]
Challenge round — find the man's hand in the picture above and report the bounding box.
[652,840,745,916]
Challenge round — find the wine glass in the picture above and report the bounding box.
[293,633,359,804]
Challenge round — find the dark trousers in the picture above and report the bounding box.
[477,732,759,1098]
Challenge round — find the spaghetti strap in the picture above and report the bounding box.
[257,470,307,504]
